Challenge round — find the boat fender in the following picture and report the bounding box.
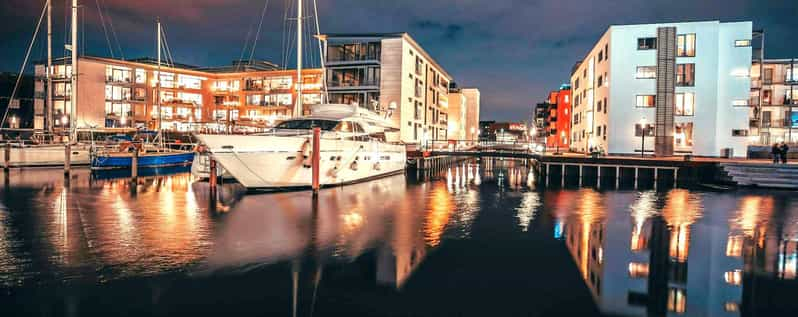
[350,161,358,171]
[301,138,312,167]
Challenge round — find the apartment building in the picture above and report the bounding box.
[749,58,797,144]
[570,21,752,157]
[33,56,322,131]
[322,33,453,144]
[545,86,572,149]
[448,86,481,142]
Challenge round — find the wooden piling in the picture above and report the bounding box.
[209,158,217,189]
[3,143,9,170]
[64,143,71,174]
[311,127,321,195]
[131,148,139,178]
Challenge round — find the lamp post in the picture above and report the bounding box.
[639,117,647,158]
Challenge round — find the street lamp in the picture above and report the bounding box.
[10,116,17,129]
[639,117,647,158]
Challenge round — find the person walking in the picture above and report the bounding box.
[772,143,781,164]
[780,142,790,164]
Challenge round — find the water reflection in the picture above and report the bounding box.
[558,188,798,316]
[0,159,797,316]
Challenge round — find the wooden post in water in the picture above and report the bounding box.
[311,127,321,195]
[131,148,139,178]
[209,158,217,190]
[3,143,9,170]
[64,143,71,175]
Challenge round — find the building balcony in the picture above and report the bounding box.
[327,80,380,89]
[325,58,380,66]
[106,76,133,84]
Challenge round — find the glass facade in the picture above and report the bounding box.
[327,42,381,62]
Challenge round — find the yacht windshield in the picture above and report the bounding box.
[274,119,339,131]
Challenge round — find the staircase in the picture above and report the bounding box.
[719,163,798,189]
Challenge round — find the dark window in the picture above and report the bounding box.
[597,100,603,112]
[635,124,655,137]
[604,44,609,59]
[676,64,695,86]
[598,51,604,62]
[597,75,603,87]
[326,42,381,62]
[732,129,749,136]
[638,37,657,50]
[603,98,608,113]
[274,119,339,131]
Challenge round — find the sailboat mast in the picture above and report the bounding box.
[157,18,163,147]
[70,0,78,137]
[46,0,53,134]
[294,0,303,118]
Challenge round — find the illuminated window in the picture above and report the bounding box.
[636,66,656,79]
[628,262,649,278]
[724,270,742,285]
[677,34,696,57]
[667,288,687,313]
[734,40,751,47]
[676,64,695,86]
[177,74,203,89]
[724,302,739,312]
[675,93,695,116]
[636,95,656,108]
[135,69,146,84]
[732,100,749,107]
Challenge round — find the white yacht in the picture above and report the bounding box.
[195,104,406,190]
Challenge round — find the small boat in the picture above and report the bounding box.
[5,142,91,167]
[90,147,195,170]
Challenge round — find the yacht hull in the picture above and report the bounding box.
[6,145,91,167]
[196,134,406,189]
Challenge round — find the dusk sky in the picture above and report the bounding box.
[1,0,797,121]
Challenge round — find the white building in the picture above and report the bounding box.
[322,33,453,144]
[570,21,753,157]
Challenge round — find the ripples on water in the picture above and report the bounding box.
[0,159,796,316]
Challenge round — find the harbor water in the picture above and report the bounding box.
[0,159,796,316]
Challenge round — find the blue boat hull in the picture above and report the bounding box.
[92,152,195,170]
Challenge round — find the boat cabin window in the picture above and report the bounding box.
[274,119,339,131]
[333,121,354,133]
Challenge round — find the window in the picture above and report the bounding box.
[597,75,603,87]
[134,88,146,100]
[732,99,749,107]
[636,95,656,108]
[675,93,695,116]
[734,39,751,47]
[157,72,175,88]
[724,270,742,285]
[135,69,146,84]
[676,64,695,86]
[677,34,696,57]
[177,75,202,89]
[574,78,580,90]
[667,288,686,313]
[636,66,656,79]
[603,97,608,113]
[598,51,604,62]
[732,129,749,137]
[628,262,649,278]
[635,123,654,137]
[604,44,608,59]
[638,37,657,50]
[597,100,603,112]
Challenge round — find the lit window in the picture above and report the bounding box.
[734,40,751,47]
[677,34,696,57]
[724,302,739,312]
[675,93,695,116]
[726,236,743,257]
[676,64,695,86]
[636,66,656,79]
[724,270,742,285]
[732,100,749,107]
[636,95,656,108]
[667,288,686,313]
[628,262,649,278]
[732,129,749,137]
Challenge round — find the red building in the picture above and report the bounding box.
[545,85,571,150]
